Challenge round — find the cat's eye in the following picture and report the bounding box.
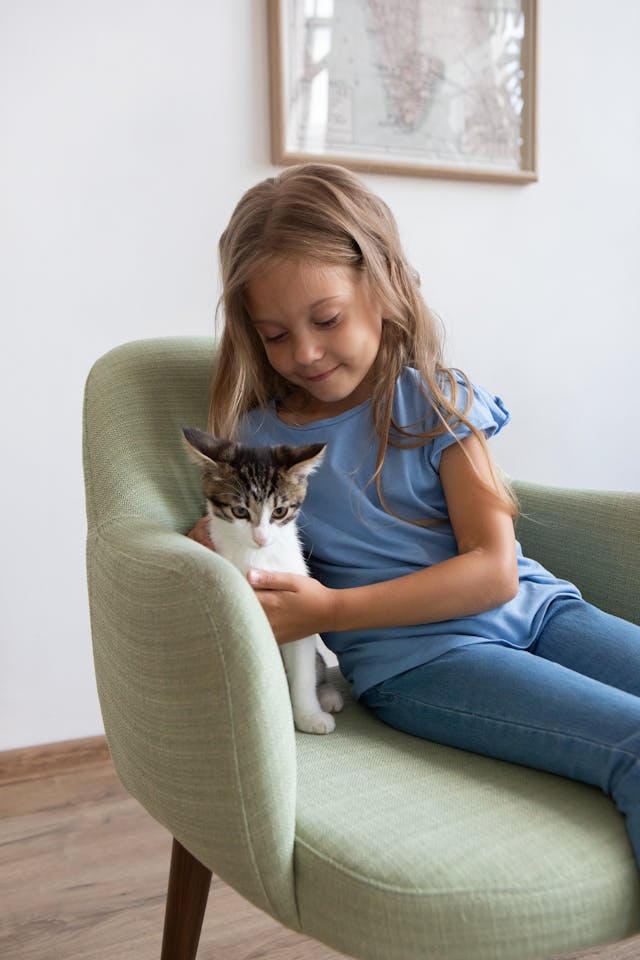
[231,506,250,519]
[271,506,289,521]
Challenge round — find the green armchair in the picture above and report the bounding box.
[83,337,640,960]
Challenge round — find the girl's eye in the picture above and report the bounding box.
[263,331,287,344]
[315,314,340,329]
[231,505,250,519]
[271,506,289,520]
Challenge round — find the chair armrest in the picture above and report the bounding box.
[87,518,299,928]
[514,482,640,625]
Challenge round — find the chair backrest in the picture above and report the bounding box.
[83,336,639,626]
[515,481,640,624]
[83,336,216,535]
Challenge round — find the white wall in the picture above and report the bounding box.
[1,1,638,751]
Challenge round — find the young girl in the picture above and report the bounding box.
[189,162,640,869]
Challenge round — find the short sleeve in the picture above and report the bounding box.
[427,378,510,472]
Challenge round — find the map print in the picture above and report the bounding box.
[283,0,531,173]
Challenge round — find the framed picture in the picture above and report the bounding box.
[268,0,537,184]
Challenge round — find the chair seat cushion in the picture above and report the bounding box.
[293,672,640,960]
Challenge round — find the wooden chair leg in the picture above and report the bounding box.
[160,837,213,960]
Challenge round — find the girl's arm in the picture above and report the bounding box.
[250,435,519,644]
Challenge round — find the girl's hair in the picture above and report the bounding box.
[209,162,517,522]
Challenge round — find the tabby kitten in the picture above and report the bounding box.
[183,427,343,735]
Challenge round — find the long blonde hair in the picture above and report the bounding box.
[210,163,516,521]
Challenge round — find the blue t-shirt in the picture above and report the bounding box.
[240,369,581,698]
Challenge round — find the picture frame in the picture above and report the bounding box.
[268,0,538,184]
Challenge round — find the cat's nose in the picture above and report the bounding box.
[253,529,267,547]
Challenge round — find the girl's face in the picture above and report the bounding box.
[246,259,383,419]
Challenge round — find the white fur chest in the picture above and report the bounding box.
[206,511,309,577]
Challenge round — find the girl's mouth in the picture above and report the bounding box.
[304,365,340,383]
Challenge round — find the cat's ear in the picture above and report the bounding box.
[276,443,326,481]
[182,427,236,468]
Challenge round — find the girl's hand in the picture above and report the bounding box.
[186,516,216,551]
[247,569,336,645]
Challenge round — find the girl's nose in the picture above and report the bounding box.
[292,334,324,367]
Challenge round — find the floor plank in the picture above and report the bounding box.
[0,736,110,786]
[0,761,345,960]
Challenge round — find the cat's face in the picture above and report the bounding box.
[183,428,325,548]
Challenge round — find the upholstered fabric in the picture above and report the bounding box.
[83,337,640,960]
[295,673,639,959]
[514,483,640,625]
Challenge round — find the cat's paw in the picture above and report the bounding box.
[294,710,336,735]
[317,683,344,714]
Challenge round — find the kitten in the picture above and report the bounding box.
[183,427,343,734]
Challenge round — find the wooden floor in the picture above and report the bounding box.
[0,754,344,960]
[2,744,640,960]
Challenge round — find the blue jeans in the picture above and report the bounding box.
[361,599,640,866]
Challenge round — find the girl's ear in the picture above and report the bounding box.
[276,442,326,480]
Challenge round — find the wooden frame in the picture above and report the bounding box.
[268,0,538,184]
